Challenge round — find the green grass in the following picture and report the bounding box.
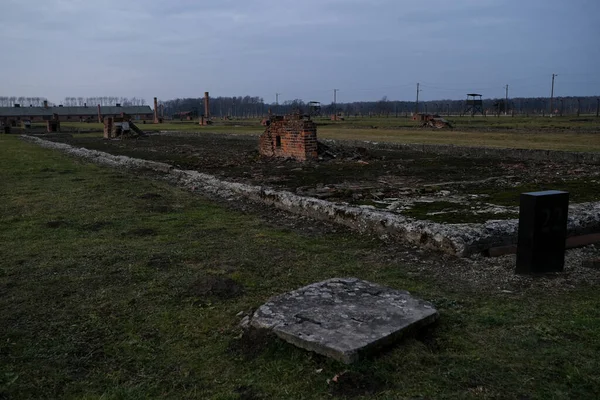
[42,115,600,152]
[402,201,518,224]
[2,136,600,399]
[315,114,600,130]
[478,178,600,206]
[318,128,600,152]
[403,179,600,223]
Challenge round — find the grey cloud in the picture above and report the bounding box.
[1,0,598,104]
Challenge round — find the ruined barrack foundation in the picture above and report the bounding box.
[21,135,600,257]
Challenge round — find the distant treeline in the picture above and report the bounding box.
[3,95,598,116]
[162,95,600,118]
[161,96,265,118]
[0,97,48,107]
[61,97,148,107]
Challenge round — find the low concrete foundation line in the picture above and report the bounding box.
[21,135,600,257]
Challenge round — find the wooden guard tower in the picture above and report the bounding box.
[464,93,484,116]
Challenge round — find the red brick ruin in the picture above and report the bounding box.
[259,114,318,161]
[204,92,210,119]
[103,114,144,139]
[153,97,160,124]
[46,114,60,133]
[200,91,212,125]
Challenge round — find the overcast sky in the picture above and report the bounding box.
[1,0,599,105]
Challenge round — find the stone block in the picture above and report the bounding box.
[250,278,438,364]
[516,190,569,274]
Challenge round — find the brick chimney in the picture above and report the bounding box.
[154,97,159,123]
[97,104,102,123]
[43,100,48,109]
[204,92,210,120]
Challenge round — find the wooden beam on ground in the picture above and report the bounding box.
[486,233,600,257]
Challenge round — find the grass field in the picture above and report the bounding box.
[2,135,600,399]
[26,115,600,152]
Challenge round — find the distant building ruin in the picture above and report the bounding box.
[200,91,212,125]
[259,114,318,161]
[153,97,161,123]
[412,113,453,129]
[46,115,60,133]
[103,114,145,139]
[0,103,153,123]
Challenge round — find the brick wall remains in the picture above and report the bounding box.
[259,114,318,161]
[103,117,114,139]
[46,120,60,133]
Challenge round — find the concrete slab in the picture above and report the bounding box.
[250,278,438,364]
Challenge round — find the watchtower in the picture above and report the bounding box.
[307,101,322,117]
[464,93,484,116]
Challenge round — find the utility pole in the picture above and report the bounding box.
[549,73,557,117]
[505,84,509,115]
[415,83,420,114]
[596,98,599,118]
[275,93,280,114]
[577,98,581,117]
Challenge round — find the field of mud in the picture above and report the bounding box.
[47,132,600,223]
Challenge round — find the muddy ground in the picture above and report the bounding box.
[47,132,600,223]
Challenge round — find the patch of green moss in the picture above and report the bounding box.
[402,201,517,223]
[478,179,600,207]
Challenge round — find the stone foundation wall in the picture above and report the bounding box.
[21,135,600,257]
[103,117,114,139]
[259,115,318,161]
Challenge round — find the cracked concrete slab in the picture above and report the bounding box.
[250,278,439,363]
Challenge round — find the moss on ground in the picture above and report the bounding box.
[478,178,600,207]
[402,201,517,224]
